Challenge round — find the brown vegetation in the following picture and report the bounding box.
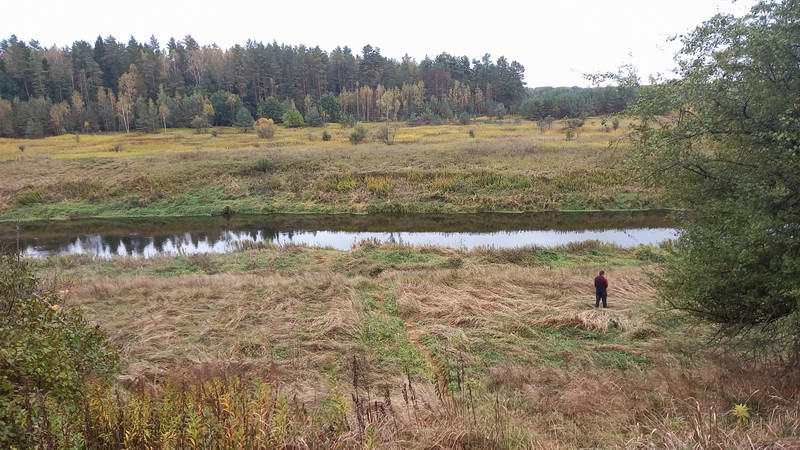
[37,243,798,448]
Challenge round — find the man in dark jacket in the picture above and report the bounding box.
[594,270,608,308]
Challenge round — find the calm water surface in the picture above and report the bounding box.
[0,212,678,258]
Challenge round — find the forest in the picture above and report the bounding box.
[0,35,639,138]
[0,35,532,137]
[519,85,638,120]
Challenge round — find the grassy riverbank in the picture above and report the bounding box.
[0,119,664,221]
[34,242,798,448]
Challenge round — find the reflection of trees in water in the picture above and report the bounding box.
[80,227,287,257]
[13,223,678,258]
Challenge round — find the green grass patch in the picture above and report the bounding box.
[354,283,429,378]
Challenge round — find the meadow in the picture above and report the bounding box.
[0,118,663,221]
[7,118,794,449]
[30,241,799,449]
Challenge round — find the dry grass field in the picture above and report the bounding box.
[0,118,664,221]
[37,242,799,448]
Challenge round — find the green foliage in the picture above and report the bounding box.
[15,189,44,206]
[318,94,341,122]
[254,158,275,173]
[321,129,332,141]
[234,107,254,130]
[0,253,118,448]
[257,96,286,123]
[304,106,324,127]
[281,108,305,128]
[520,86,637,119]
[210,91,242,126]
[458,112,471,125]
[24,118,44,138]
[339,113,356,128]
[349,123,368,144]
[630,1,800,351]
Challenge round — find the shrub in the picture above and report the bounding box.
[305,107,324,127]
[339,113,356,128]
[254,158,275,173]
[257,97,286,123]
[322,129,332,141]
[468,129,476,138]
[537,118,551,133]
[318,94,341,122]
[421,108,437,125]
[350,123,368,145]
[444,257,464,269]
[366,176,394,196]
[282,109,305,128]
[234,107,254,131]
[191,114,208,133]
[255,118,276,139]
[612,116,620,130]
[211,128,219,137]
[112,143,124,152]
[0,253,118,448]
[15,189,44,206]
[335,175,358,192]
[458,112,471,125]
[374,124,395,145]
[17,144,25,153]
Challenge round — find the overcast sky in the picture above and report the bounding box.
[7,0,756,87]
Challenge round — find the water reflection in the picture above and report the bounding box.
[14,224,678,258]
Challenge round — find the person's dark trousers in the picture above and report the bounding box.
[595,290,607,308]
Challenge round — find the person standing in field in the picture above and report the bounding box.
[594,270,608,308]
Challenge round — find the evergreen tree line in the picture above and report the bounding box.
[0,34,527,137]
[518,86,638,120]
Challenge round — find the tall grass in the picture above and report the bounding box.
[22,362,800,449]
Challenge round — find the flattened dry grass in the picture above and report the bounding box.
[43,243,800,448]
[58,244,656,381]
[70,272,359,384]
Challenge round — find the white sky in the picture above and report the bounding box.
[7,0,756,87]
